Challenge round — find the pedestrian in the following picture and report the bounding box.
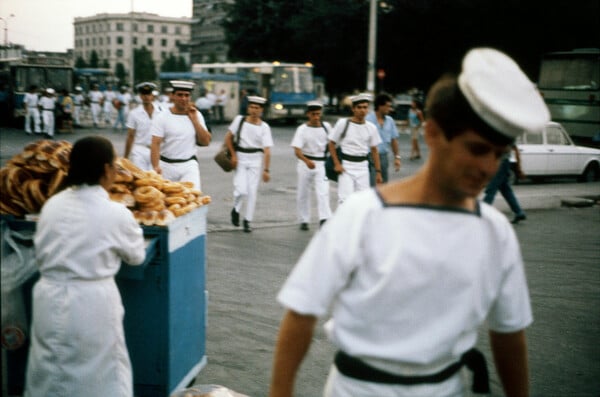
[269,47,550,397]
[408,99,425,160]
[72,86,85,128]
[215,88,228,123]
[225,95,273,233]
[23,85,41,135]
[239,88,249,115]
[150,80,211,190]
[113,86,129,132]
[24,136,146,397]
[291,101,333,231]
[159,87,173,108]
[103,86,116,126]
[484,145,527,224]
[60,89,74,133]
[194,89,213,129]
[327,93,382,205]
[88,83,104,128]
[366,93,401,186]
[39,88,56,139]
[124,82,162,171]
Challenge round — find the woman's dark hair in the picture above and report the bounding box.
[373,93,393,110]
[425,74,513,146]
[65,136,115,187]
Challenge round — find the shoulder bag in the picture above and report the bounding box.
[325,118,350,182]
[214,116,244,172]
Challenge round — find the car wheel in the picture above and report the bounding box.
[579,162,600,183]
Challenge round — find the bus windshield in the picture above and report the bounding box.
[272,66,313,94]
[539,54,599,90]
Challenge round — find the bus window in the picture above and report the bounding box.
[539,57,599,89]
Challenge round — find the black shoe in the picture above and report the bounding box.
[243,220,252,233]
[511,214,526,224]
[319,219,327,227]
[300,223,309,231]
[231,208,240,226]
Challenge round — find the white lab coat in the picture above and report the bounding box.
[25,185,145,397]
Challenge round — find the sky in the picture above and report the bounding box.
[0,0,192,52]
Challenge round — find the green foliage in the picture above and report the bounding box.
[89,50,99,68]
[134,47,157,84]
[75,57,87,69]
[115,62,127,85]
[161,54,188,72]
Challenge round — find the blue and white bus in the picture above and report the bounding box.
[538,48,600,146]
[190,61,317,122]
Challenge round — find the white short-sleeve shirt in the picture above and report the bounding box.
[127,105,161,147]
[329,118,381,156]
[151,109,207,159]
[278,189,532,373]
[291,122,332,157]
[228,115,273,149]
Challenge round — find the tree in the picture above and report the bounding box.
[115,63,127,86]
[75,56,87,69]
[134,46,157,84]
[89,50,99,68]
[161,54,178,72]
[176,56,188,72]
[101,59,110,69]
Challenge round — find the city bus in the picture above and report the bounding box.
[0,55,73,127]
[537,48,600,146]
[74,68,118,92]
[190,61,317,122]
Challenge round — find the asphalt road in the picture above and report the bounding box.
[1,118,599,397]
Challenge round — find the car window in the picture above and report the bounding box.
[524,131,543,144]
[546,126,568,145]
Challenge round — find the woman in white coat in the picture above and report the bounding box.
[25,136,146,397]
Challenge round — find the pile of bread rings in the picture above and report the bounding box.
[110,157,211,226]
[1,140,211,226]
[0,140,71,216]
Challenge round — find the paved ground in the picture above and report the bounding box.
[1,121,599,397]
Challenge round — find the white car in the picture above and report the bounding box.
[512,122,600,183]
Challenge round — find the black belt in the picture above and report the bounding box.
[334,349,489,393]
[341,152,368,162]
[160,155,197,163]
[91,101,100,103]
[235,146,263,153]
[304,154,326,161]
[43,108,54,111]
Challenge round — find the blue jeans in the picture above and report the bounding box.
[483,158,524,216]
[369,152,389,187]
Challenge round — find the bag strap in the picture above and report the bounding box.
[234,115,244,147]
[324,118,350,155]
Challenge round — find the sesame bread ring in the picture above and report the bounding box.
[162,182,185,195]
[155,209,176,226]
[118,157,147,180]
[27,179,48,207]
[165,196,187,206]
[47,169,67,197]
[134,177,163,189]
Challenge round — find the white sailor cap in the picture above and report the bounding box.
[170,80,195,92]
[351,93,372,104]
[74,86,83,91]
[247,95,267,105]
[306,101,323,111]
[46,88,55,95]
[136,82,157,94]
[152,90,160,96]
[458,48,550,138]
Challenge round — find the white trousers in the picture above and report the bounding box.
[233,152,262,222]
[296,160,331,223]
[91,103,102,125]
[159,159,201,191]
[128,145,153,171]
[42,110,54,136]
[73,105,82,125]
[25,108,41,133]
[337,160,370,204]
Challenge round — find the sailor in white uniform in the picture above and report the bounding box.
[23,85,41,134]
[150,80,211,190]
[38,88,56,138]
[270,47,551,397]
[291,101,332,230]
[328,93,382,204]
[124,82,162,171]
[88,84,104,128]
[225,95,273,233]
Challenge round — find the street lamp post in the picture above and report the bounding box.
[366,0,377,93]
[130,0,135,87]
[0,14,15,46]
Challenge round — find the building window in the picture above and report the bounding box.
[117,36,124,44]
[133,23,138,32]
[117,23,124,31]
[116,49,123,57]
[147,38,153,46]
[106,36,111,45]
[86,26,89,33]
[107,49,111,57]
[175,27,181,35]
[133,37,138,45]
[161,25,168,34]
[147,25,154,33]
[99,37,103,45]
[161,39,167,47]
[161,51,167,59]
[92,38,96,46]
[86,38,89,46]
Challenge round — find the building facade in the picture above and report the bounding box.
[73,12,192,84]
[191,0,232,63]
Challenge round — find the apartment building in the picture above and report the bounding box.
[191,0,233,63]
[73,12,192,77]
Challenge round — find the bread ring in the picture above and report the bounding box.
[134,177,163,189]
[21,180,41,214]
[133,186,163,204]
[35,140,63,161]
[155,209,175,226]
[7,154,27,168]
[165,196,187,206]
[114,167,133,183]
[138,199,165,211]
[180,181,194,189]
[23,158,54,175]
[200,195,212,205]
[118,157,147,180]
[109,192,136,208]
[47,169,67,197]
[22,141,43,160]
[167,203,182,212]
[48,146,71,171]
[162,182,185,195]
[6,167,32,198]
[139,210,158,226]
[110,183,132,194]
[26,179,47,207]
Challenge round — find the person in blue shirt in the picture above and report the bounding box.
[366,93,401,186]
